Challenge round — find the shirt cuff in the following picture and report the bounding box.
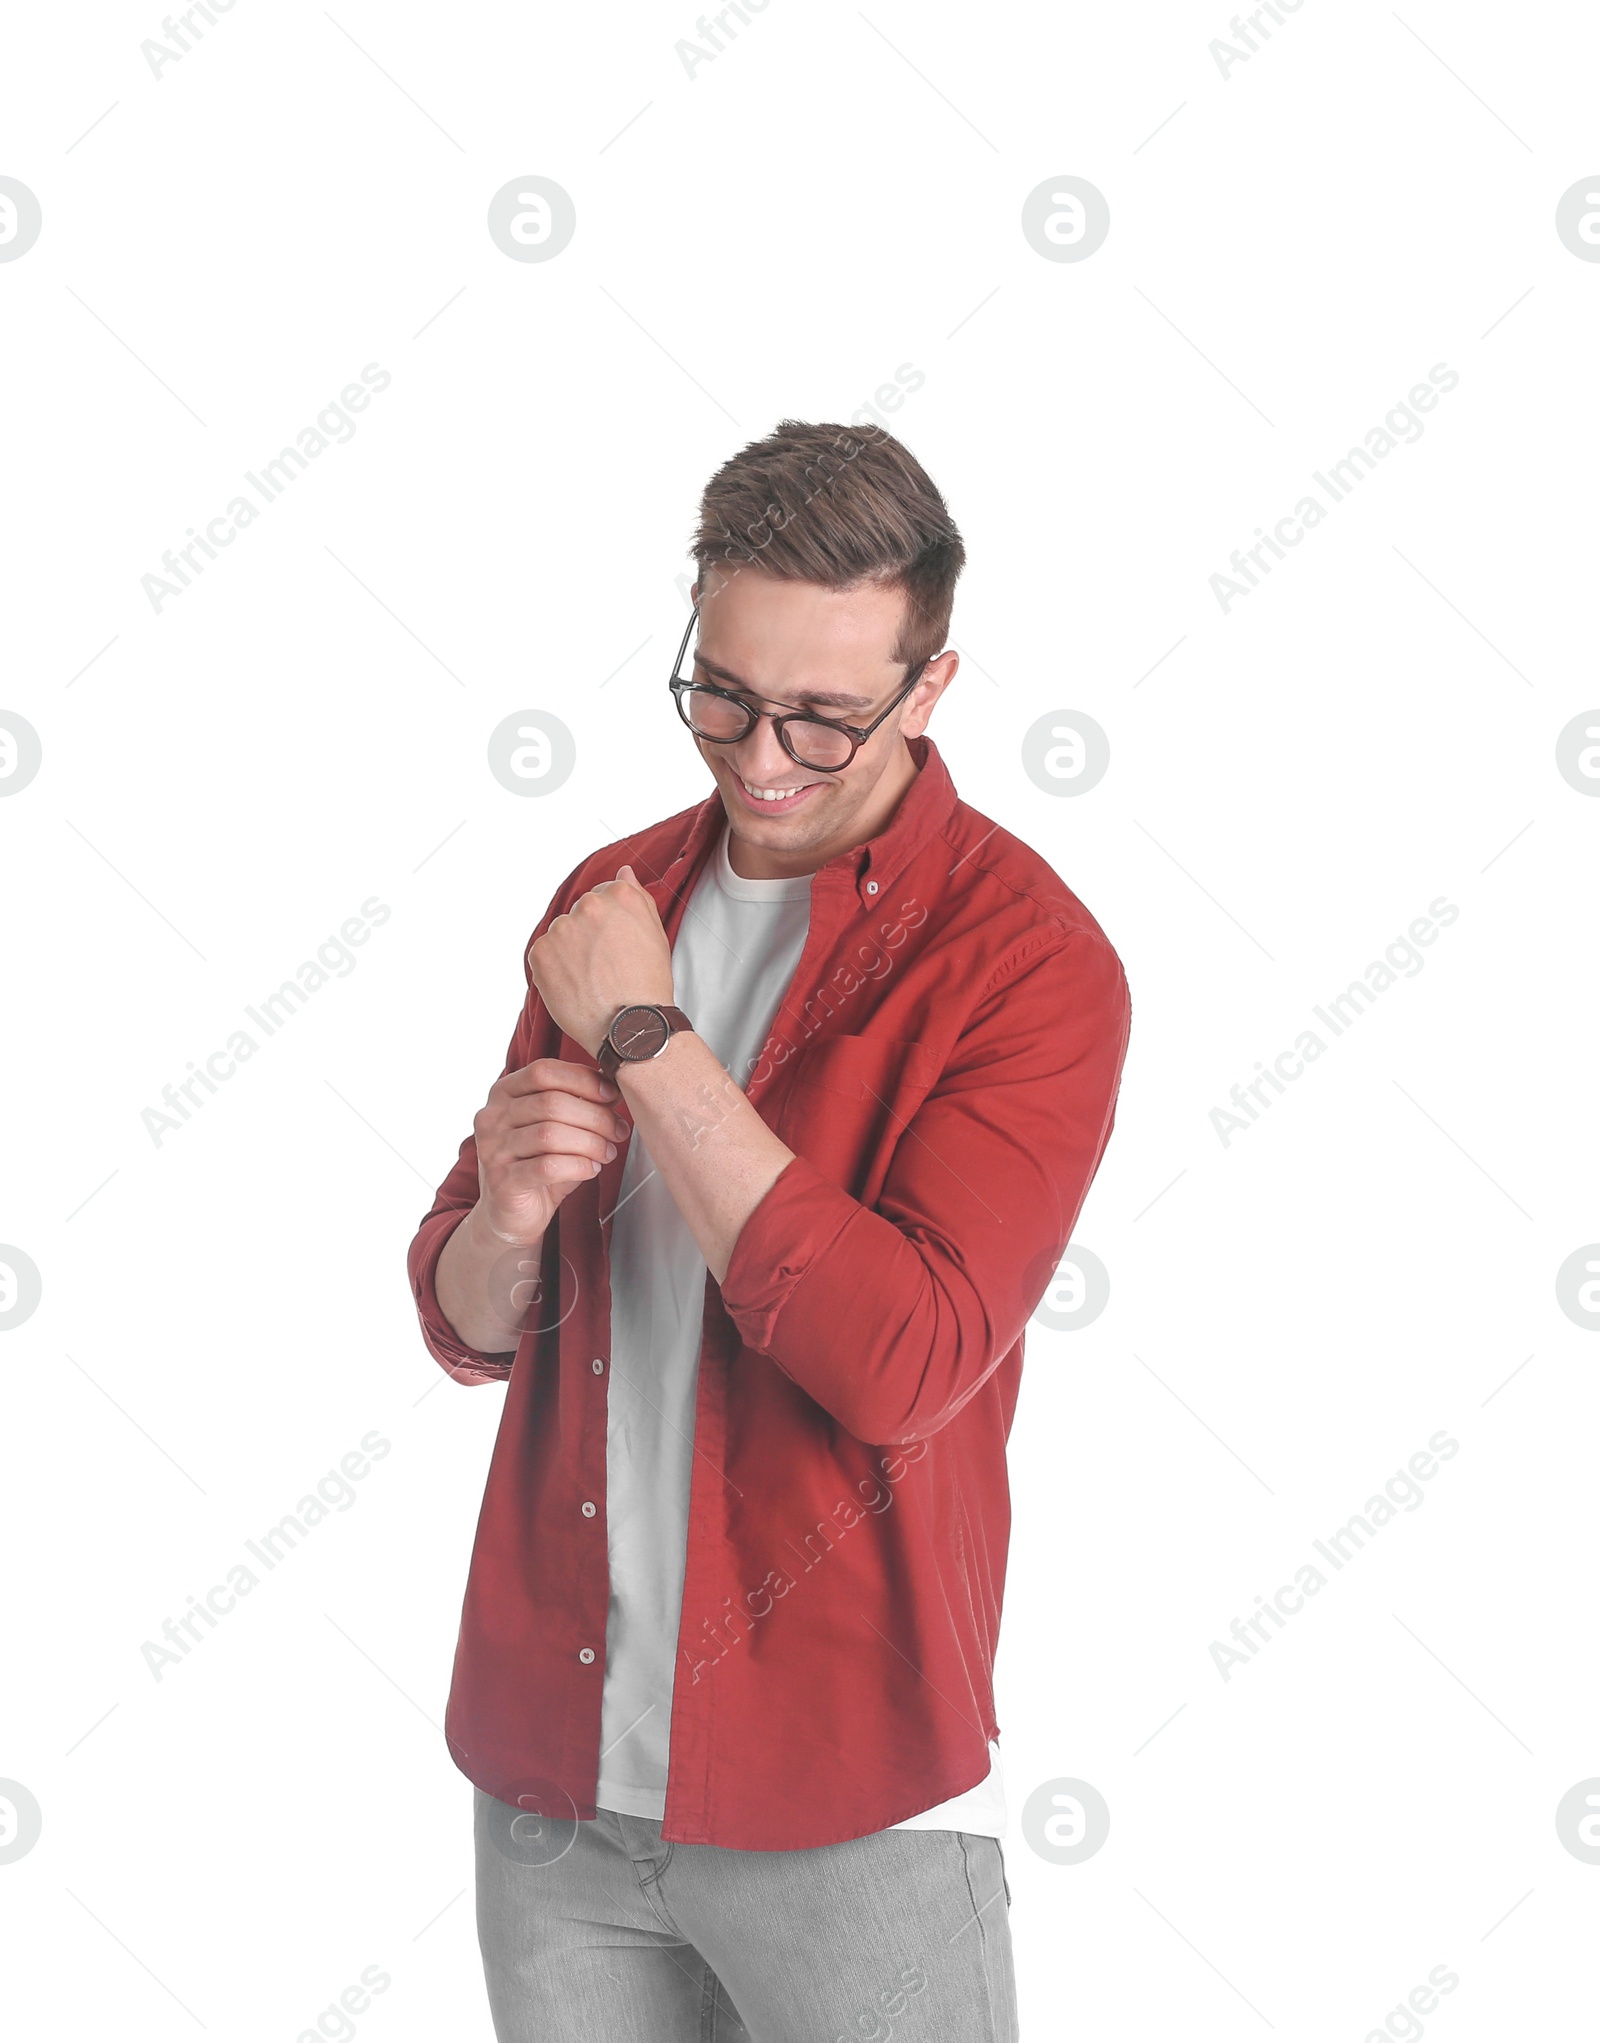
[719,1153,861,1358]
[409,1208,517,1385]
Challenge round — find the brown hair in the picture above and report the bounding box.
[690,419,965,671]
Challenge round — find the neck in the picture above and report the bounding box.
[726,738,920,880]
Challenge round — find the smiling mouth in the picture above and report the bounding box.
[730,770,823,810]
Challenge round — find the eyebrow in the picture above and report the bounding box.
[692,653,874,713]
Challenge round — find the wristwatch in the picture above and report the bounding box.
[596,1003,694,1079]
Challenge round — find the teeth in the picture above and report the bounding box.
[740,776,808,802]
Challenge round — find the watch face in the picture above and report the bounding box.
[611,1005,669,1061]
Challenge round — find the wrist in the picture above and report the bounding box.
[470,1199,544,1251]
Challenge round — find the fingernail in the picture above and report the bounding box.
[590,1159,602,1175]
[604,1142,617,1160]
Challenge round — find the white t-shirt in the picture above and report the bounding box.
[596,821,1006,1837]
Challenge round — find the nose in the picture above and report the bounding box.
[728,717,805,785]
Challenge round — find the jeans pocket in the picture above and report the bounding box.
[998,1841,1012,1908]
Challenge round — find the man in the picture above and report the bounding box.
[407,419,1132,2041]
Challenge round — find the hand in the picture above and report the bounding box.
[473,1058,631,1244]
[527,864,674,1058]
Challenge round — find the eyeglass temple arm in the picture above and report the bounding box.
[670,601,700,679]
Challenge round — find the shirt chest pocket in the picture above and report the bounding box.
[774,1034,942,1197]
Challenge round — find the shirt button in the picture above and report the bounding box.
[592,1358,605,1374]
[865,880,879,895]
[581,1501,596,1517]
[578,1647,595,1664]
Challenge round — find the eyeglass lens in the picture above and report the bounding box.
[681,687,855,768]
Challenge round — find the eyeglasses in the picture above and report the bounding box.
[667,602,930,772]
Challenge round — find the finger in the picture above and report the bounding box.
[502,1057,619,1104]
[489,1089,629,1142]
[493,1122,617,1168]
[536,1153,608,1187]
[624,867,664,919]
[615,863,658,902]
[503,1150,609,1194]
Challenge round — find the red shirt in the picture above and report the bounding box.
[407,735,1131,1849]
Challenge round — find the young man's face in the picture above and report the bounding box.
[686,563,956,878]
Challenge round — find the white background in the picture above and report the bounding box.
[3,0,1598,2036]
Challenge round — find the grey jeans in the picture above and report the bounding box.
[474,1788,1019,2042]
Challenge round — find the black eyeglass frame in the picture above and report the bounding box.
[667,603,931,773]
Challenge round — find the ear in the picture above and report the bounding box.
[902,649,958,737]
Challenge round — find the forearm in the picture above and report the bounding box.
[434,1201,546,1358]
[615,1031,795,1283]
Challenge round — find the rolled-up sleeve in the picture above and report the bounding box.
[720,928,1131,1446]
[406,876,580,1385]
[409,1181,516,1385]
[407,1004,537,1386]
